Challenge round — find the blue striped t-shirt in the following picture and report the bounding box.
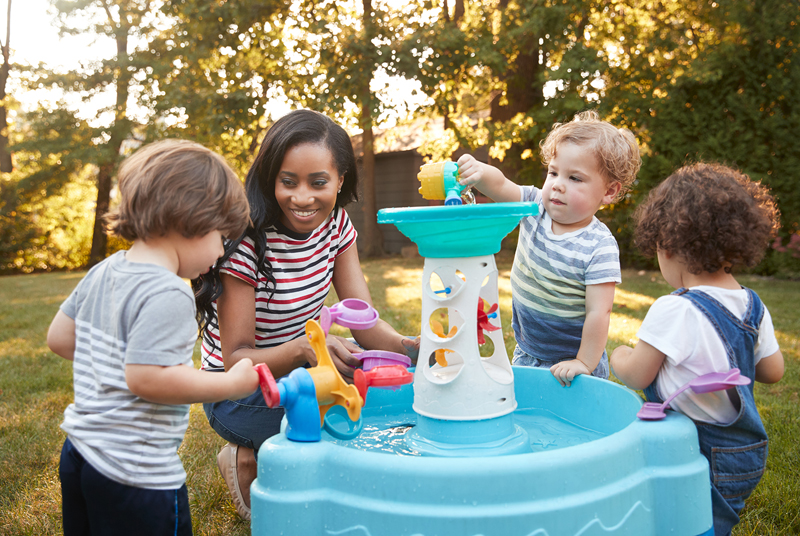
[511,185,621,361]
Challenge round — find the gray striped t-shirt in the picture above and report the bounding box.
[60,251,197,490]
[511,185,621,360]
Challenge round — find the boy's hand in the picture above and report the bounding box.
[456,154,484,187]
[550,359,590,387]
[226,358,260,401]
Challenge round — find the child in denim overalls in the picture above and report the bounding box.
[610,163,784,536]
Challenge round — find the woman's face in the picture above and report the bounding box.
[274,143,344,234]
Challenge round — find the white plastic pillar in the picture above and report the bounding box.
[413,254,516,420]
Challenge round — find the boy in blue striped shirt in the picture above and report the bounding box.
[458,111,640,387]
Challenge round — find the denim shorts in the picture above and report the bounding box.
[511,346,609,379]
[203,388,285,455]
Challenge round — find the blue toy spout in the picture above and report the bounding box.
[442,161,464,205]
[277,368,322,442]
[444,192,463,205]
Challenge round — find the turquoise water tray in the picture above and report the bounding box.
[377,203,539,258]
[251,367,714,536]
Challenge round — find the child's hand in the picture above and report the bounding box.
[550,359,590,387]
[456,154,484,187]
[226,358,260,401]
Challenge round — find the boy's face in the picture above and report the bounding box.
[275,142,345,234]
[542,141,621,234]
[175,230,225,280]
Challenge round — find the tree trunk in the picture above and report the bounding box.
[489,1,543,180]
[358,0,384,258]
[359,110,383,258]
[88,26,131,266]
[0,0,13,173]
[88,162,113,264]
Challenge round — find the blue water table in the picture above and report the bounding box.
[249,170,714,535]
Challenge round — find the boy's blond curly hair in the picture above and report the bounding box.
[539,111,641,201]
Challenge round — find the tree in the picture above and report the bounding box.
[0,0,13,172]
[145,0,287,173]
[1,106,99,272]
[152,0,414,257]
[404,0,612,184]
[596,0,800,269]
[20,0,163,266]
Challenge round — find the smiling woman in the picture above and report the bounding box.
[274,143,345,234]
[192,108,420,521]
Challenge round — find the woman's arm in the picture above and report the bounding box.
[216,274,315,378]
[332,245,419,360]
[217,273,367,380]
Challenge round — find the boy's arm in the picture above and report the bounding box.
[125,358,259,405]
[609,341,666,390]
[550,282,615,387]
[456,154,522,203]
[755,349,783,384]
[47,310,76,361]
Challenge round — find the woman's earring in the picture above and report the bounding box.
[338,188,341,193]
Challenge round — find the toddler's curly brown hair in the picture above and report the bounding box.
[539,110,641,201]
[634,162,780,274]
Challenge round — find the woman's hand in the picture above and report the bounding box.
[401,336,421,365]
[293,333,362,381]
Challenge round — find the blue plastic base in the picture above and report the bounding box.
[406,413,531,457]
[251,367,714,535]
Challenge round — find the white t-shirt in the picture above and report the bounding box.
[636,285,779,424]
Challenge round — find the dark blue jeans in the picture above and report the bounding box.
[59,438,192,536]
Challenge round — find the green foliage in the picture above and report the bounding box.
[598,0,800,269]
[2,0,799,274]
[0,106,99,273]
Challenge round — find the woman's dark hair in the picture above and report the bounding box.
[193,109,359,333]
[634,162,780,275]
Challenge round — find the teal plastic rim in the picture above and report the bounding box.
[378,202,539,258]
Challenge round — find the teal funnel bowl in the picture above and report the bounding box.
[377,202,538,258]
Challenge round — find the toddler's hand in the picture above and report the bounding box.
[226,358,260,401]
[550,359,590,387]
[456,154,484,187]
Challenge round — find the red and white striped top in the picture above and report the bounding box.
[201,207,357,371]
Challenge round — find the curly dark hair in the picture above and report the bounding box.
[634,163,780,274]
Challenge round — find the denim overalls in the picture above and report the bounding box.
[643,288,768,536]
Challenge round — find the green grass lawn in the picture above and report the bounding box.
[1,253,798,535]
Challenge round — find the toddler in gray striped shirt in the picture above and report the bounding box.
[458,111,640,387]
[47,140,261,536]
